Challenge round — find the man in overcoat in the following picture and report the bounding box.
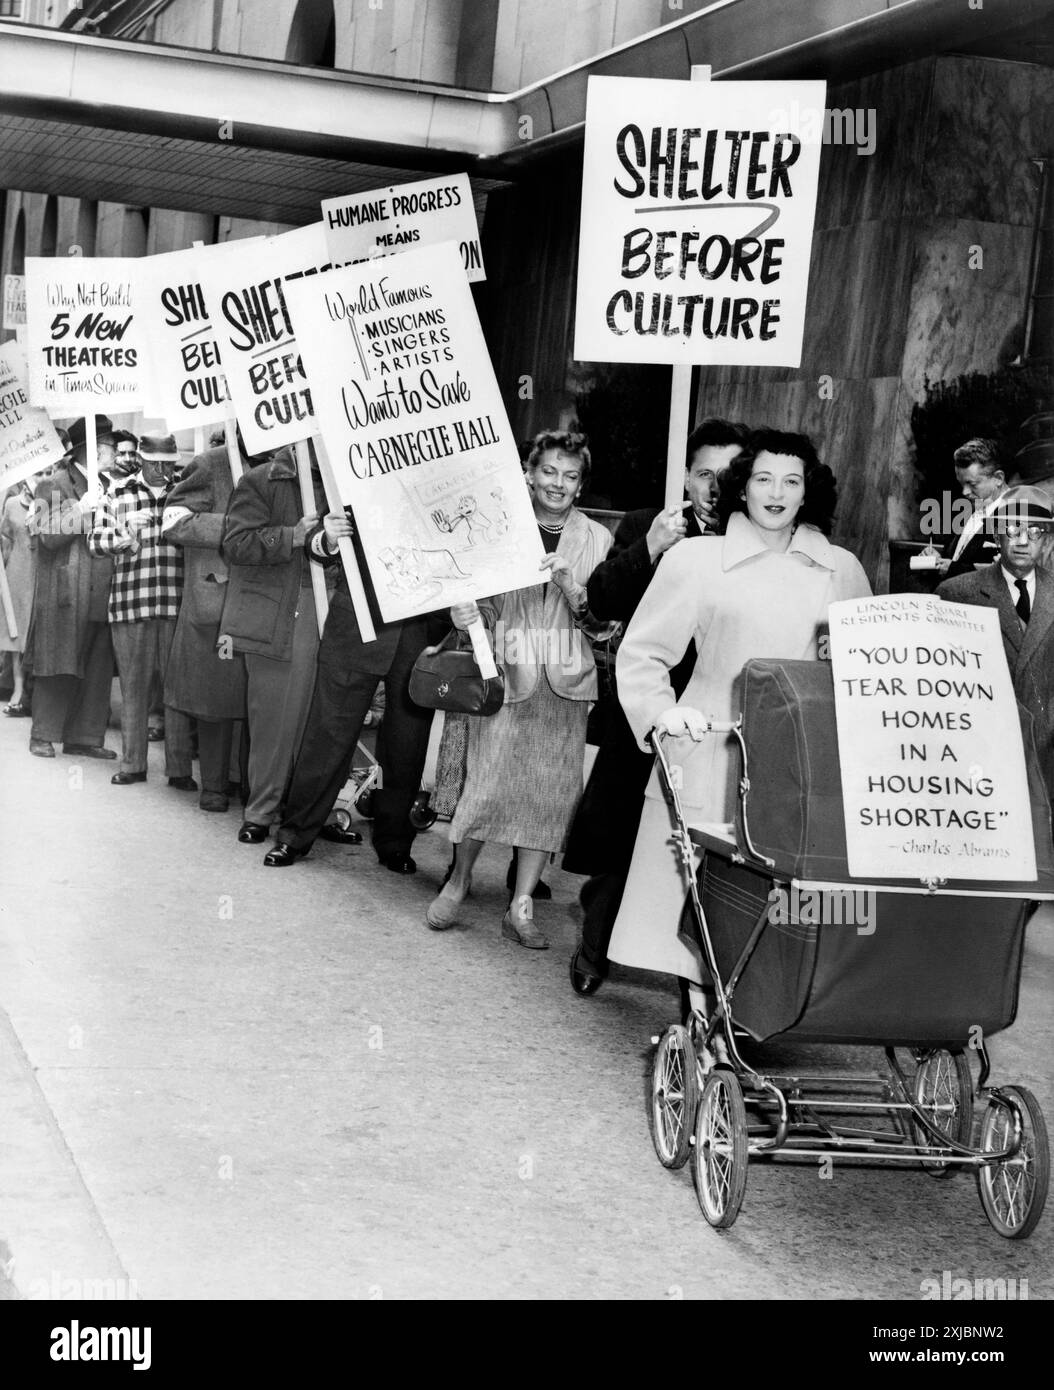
[160,437,249,810]
[27,414,117,761]
[937,484,1054,806]
[562,417,748,994]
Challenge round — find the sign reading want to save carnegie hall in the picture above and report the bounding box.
[23,256,146,411]
[573,76,825,367]
[282,240,544,624]
[829,595,1037,883]
[0,342,66,492]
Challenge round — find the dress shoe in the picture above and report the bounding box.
[426,879,471,931]
[199,791,229,812]
[319,823,363,845]
[64,744,117,760]
[29,738,55,758]
[168,775,199,792]
[147,726,165,742]
[111,771,147,785]
[379,854,416,875]
[4,701,30,717]
[263,842,309,867]
[501,895,549,950]
[237,821,270,844]
[569,948,603,996]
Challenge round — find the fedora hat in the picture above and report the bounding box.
[138,433,180,463]
[66,415,114,451]
[993,484,1054,524]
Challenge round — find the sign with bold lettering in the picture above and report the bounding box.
[282,240,543,622]
[829,595,1036,881]
[3,274,25,330]
[0,342,66,491]
[197,223,332,455]
[24,257,146,410]
[138,239,261,431]
[322,173,484,282]
[574,76,825,366]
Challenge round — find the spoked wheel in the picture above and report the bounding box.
[977,1086,1050,1239]
[912,1050,974,1177]
[650,1025,699,1170]
[409,792,439,831]
[692,1069,749,1228]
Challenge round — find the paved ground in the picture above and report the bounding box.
[1,707,1051,1300]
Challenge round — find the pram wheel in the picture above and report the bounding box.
[692,1069,748,1229]
[912,1050,973,1177]
[331,808,353,834]
[977,1086,1050,1239]
[409,792,438,831]
[650,1025,699,1169]
[356,788,376,820]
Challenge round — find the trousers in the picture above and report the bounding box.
[111,617,193,777]
[276,614,434,859]
[31,622,114,748]
[242,599,319,825]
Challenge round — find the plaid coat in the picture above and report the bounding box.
[87,475,183,622]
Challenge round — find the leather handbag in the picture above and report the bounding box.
[408,628,505,716]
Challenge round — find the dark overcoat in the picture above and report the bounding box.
[28,462,113,678]
[163,446,247,719]
[938,561,1054,804]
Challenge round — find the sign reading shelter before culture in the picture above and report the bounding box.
[282,240,543,623]
[829,595,1037,882]
[138,239,261,432]
[0,342,66,491]
[574,76,825,366]
[198,222,332,456]
[24,256,146,411]
[321,173,484,283]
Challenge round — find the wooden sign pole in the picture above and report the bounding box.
[293,439,330,640]
[663,64,711,509]
[84,411,99,498]
[222,416,243,486]
[312,433,376,644]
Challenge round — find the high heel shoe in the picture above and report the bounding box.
[426,878,471,931]
[501,894,549,950]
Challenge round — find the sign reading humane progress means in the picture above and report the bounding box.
[138,240,261,431]
[198,223,331,455]
[829,595,1036,882]
[574,76,825,366]
[322,173,484,283]
[24,257,145,411]
[282,240,544,624]
[0,342,67,491]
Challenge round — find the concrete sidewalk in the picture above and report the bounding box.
[1,710,1051,1299]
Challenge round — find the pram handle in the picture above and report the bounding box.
[649,718,738,740]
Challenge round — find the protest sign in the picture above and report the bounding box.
[198,222,331,456]
[0,341,67,492]
[24,256,146,411]
[138,239,261,432]
[3,274,25,331]
[573,76,825,367]
[829,594,1037,882]
[282,240,544,624]
[321,173,485,283]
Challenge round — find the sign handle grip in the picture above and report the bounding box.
[312,433,376,644]
[467,616,497,680]
[293,440,329,640]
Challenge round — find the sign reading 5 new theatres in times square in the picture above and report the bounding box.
[574,77,825,367]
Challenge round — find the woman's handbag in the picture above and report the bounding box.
[408,628,505,716]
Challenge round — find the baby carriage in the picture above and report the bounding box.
[648,658,1052,1237]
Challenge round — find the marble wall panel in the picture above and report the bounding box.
[909,56,1054,225]
[900,219,1035,400]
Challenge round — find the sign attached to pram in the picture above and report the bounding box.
[828,595,1037,882]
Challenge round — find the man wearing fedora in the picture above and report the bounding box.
[27,414,117,760]
[88,433,195,790]
[938,484,1054,803]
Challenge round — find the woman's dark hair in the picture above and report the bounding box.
[716,428,838,535]
[526,429,591,484]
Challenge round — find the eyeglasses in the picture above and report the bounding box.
[1000,523,1050,540]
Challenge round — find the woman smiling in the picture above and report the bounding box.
[606,428,871,983]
